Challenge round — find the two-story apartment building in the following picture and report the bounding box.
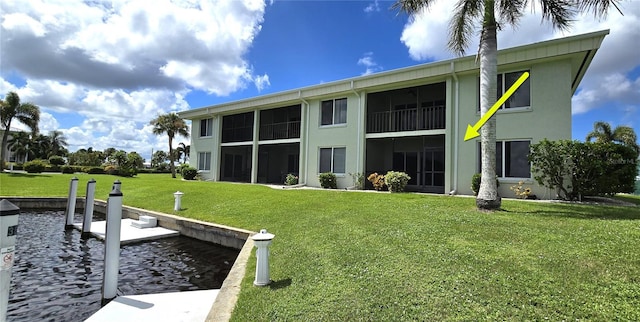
[178,30,608,199]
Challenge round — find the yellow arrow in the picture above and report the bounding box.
[464,71,530,141]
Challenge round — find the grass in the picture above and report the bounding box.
[614,193,640,205]
[2,173,639,320]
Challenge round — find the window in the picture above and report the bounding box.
[477,140,530,178]
[200,118,213,137]
[198,152,211,171]
[477,70,530,111]
[321,98,347,126]
[319,147,346,174]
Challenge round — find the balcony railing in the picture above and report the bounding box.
[367,105,445,133]
[259,121,301,140]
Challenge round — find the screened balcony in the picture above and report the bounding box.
[366,82,446,134]
[259,104,301,141]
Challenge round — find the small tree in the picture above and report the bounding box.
[150,113,190,178]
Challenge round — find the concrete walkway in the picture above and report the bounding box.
[85,289,219,322]
[73,219,179,244]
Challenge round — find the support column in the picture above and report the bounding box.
[251,110,260,183]
[0,200,20,322]
[102,182,123,304]
[298,103,307,184]
[81,179,96,238]
[65,177,79,229]
[212,115,221,182]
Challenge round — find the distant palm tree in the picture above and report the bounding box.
[30,134,51,160]
[586,121,639,154]
[1,91,40,170]
[48,130,68,157]
[150,113,190,178]
[7,131,32,162]
[393,0,621,209]
[177,142,190,164]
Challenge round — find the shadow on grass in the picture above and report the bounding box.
[4,172,52,178]
[269,278,292,290]
[505,202,640,220]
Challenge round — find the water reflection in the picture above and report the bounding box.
[8,211,239,322]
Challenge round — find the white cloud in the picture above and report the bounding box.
[364,1,380,13]
[399,2,640,115]
[0,0,268,96]
[253,74,271,92]
[357,52,382,76]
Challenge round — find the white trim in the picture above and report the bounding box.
[365,129,446,139]
[258,138,301,145]
[221,141,253,147]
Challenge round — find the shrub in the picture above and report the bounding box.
[349,172,364,190]
[182,167,198,180]
[529,140,637,200]
[384,171,411,193]
[367,172,386,191]
[46,165,61,172]
[104,165,119,176]
[48,155,66,166]
[285,173,298,185]
[510,181,533,199]
[318,172,337,189]
[85,167,105,174]
[177,163,190,175]
[61,166,76,174]
[24,160,46,173]
[471,173,500,196]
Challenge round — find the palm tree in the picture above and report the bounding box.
[586,121,639,154]
[177,142,190,164]
[150,113,190,178]
[1,91,40,170]
[7,131,32,163]
[48,130,68,157]
[30,134,51,160]
[394,0,620,210]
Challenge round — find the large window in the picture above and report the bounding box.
[321,98,347,126]
[478,70,530,111]
[319,147,346,174]
[198,152,211,171]
[477,140,530,178]
[200,118,213,137]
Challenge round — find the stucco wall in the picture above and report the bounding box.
[456,59,573,199]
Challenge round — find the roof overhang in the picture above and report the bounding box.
[179,29,609,120]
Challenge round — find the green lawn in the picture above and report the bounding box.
[1,173,639,321]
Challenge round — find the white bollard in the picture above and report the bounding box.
[0,200,20,322]
[251,229,275,286]
[81,179,97,237]
[173,191,184,212]
[65,177,79,229]
[102,182,123,303]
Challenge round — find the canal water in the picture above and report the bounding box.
[7,211,239,321]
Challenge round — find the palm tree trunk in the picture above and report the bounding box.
[476,5,501,210]
[169,136,176,178]
[0,121,12,171]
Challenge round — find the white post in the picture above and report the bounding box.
[65,177,79,229]
[173,191,184,212]
[0,200,20,322]
[251,229,275,286]
[102,182,123,303]
[81,179,96,237]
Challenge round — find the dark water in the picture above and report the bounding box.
[7,211,239,322]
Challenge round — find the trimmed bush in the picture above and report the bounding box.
[104,165,119,176]
[84,167,105,174]
[367,173,386,191]
[48,155,66,166]
[61,166,76,174]
[24,160,46,173]
[384,171,411,192]
[285,173,298,185]
[318,172,337,189]
[182,167,198,180]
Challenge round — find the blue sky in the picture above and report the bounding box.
[1,0,638,161]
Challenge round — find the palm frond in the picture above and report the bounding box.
[576,0,623,18]
[392,0,437,14]
[538,0,575,31]
[448,0,484,56]
[497,0,527,27]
